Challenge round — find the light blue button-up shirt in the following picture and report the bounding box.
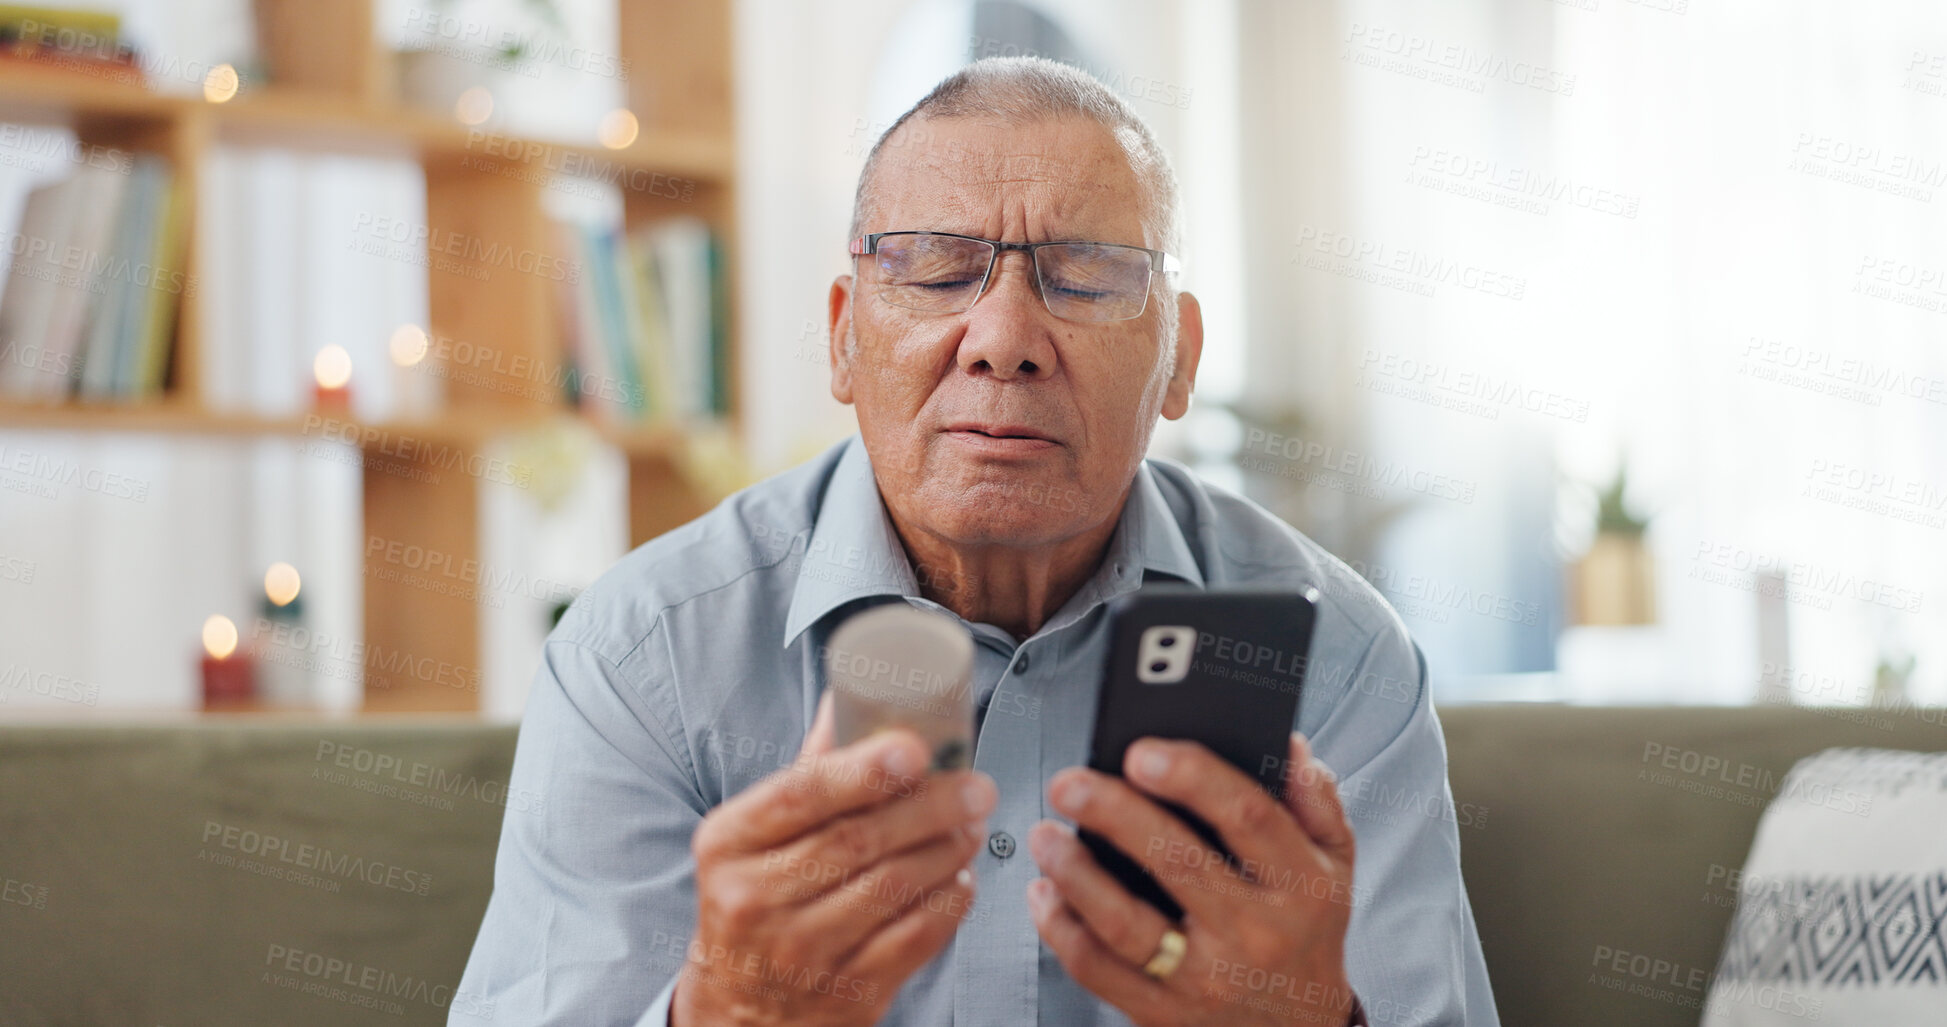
[453,434,1499,1026]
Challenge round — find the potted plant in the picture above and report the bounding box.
[392,0,567,119]
[1570,462,1654,625]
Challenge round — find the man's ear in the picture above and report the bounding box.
[829,274,856,405]
[1161,290,1203,421]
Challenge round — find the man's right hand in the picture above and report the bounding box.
[672,691,996,1027]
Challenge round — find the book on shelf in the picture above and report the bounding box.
[0,172,83,396]
[0,5,143,86]
[0,152,185,403]
[197,145,431,421]
[584,222,647,419]
[237,147,302,415]
[622,230,677,417]
[552,215,728,426]
[74,159,143,399]
[0,4,119,38]
[135,156,188,393]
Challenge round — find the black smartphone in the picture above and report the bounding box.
[1079,586,1319,921]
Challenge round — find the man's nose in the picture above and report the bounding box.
[955,251,1059,380]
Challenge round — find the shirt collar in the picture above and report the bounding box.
[781,435,1205,648]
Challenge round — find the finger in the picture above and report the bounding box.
[800,688,837,757]
[695,728,931,858]
[793,827,983,957]
[767,767,989,888]
[1123,737,1311,871]
[1026,877,1178,1017]
[1047,768,1245,925]
[840,868,978,987]
[766,770,994,903]
[1282,733,1355,865]
[1026,820,1178,968]
[692,796,982,988]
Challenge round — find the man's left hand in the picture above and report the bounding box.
[1027,732,1357,1027]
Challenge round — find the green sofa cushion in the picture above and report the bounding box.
[0,720,517,1027]
[2,704,1942,1026]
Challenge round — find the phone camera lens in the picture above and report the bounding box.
[1149,661,1168,674]
[1158,635,1176,648]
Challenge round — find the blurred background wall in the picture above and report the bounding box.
[0,0,1941,718]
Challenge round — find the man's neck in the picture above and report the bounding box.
[886,499,1127,641]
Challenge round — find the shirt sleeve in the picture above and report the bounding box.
[1313,624,1501,1027]
[450,628,706,1027]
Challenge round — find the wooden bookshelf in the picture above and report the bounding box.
[0,0,738,713]
[0,402,692,456]
[0,61,733,177]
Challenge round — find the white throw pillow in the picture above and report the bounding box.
[1702,748,1947,1025]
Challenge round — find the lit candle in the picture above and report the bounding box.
[256,563,308,707]
[599,108,639,150]
[203,63,240,104]
[199,614,256,707]
[455,87,494,127]
[264,562,301,609]
[313,345,353,410]
[389,323,438,418]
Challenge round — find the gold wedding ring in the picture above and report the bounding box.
[1142,927,1188,980]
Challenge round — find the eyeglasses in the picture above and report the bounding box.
[849,231,1179,323]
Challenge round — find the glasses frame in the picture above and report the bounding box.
[848,230,1181,322]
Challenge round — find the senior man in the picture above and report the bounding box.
[455,58,1497,1026]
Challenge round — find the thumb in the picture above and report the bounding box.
[800,688,836,758]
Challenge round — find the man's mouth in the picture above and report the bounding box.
[942,423,1060,451]
[944,422,1054,441]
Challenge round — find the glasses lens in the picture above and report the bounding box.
[864,234,994,312]
[1035,244,1155,321]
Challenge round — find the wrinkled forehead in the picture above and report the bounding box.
[865,115,1156,247]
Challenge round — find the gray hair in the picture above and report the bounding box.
[849,56,1182,258]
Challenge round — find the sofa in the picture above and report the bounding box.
[2,704,1941,1026]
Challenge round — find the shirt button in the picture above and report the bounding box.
[987,830,1016,859]
[1012,651,1030,674]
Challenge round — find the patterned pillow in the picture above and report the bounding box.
[1702,748,1947,1025]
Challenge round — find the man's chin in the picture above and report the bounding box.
[922,515,1078,550]
[917,478,1093,546]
